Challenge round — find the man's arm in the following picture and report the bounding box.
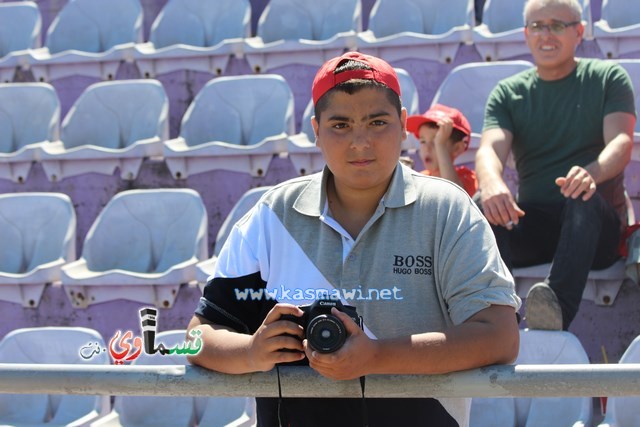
[556,112,635,200]
[307,304,519,380]
[186,304,306,374]
[475,127,524,228]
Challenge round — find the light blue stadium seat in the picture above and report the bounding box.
[38,79,168,182]
[470,329,593,427]
[0,327,110,426]
[594,0,640,58]
[430,60,533,164]
[0,193,75,307]
[133,0,251,77]
[242,0,361,71]
[196,186,273,287]
[0,1,41,58]
[61,189,208,308]
[164,74,294,178]
[357,0,475,63]
[10,0,143,81]
[598,335,640,427]
[0,82,59,183]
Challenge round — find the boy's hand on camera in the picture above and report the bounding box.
[248,303,305,372]
[305,308,377,380]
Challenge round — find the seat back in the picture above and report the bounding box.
[482,0,526,33]
[83,189,207,273]
[0,193,75,274]
[601,0,640,29]
[257,0,361,43]
[616,60,640,136]
[0,327,108,425]
[180,75,294,147]
[215,186,272,256]
[45,0,143,54]
[603,335,640,426]
[515,330,592,427]
[0,1,41,58]
[368,0,473,37]
[0,83,59,154]
[61,79,168,150]
[150,0,250,49]
[114,330,195,427]
[432,61,533,136]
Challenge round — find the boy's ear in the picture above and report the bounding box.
[311,116,320,143]
[400,108,408,141]
[452,139,467,157]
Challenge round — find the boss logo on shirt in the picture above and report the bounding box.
[392,255,433,276]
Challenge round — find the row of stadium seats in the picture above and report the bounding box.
[3,58,639,182]
[0,66,423,182]
[1,325,639,426]
[0,326,257,426]
[0,0,638,82]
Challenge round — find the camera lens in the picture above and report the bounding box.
[306,314,346,353]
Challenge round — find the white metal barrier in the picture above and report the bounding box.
[0,364,639,398]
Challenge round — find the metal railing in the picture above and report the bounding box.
[0,363,639,398]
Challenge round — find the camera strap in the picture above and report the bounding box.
[276,364,288,427]
[360,375,369,427]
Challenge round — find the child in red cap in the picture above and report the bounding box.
[407,104,478,196]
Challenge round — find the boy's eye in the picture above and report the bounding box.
[331,122,349,129]
[371,120,387,126]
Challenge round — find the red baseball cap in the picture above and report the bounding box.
[312,52,401,105]
[406,104,472,149]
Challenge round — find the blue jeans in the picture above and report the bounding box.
[490,193,622,329]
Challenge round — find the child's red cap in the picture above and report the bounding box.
[406,104,472,149]
[312,52,401,105]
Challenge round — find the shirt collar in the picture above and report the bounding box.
[293,163,417,217]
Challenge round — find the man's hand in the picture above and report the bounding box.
[305,308,377,380]
[480,180,525,230]
[247,303,305,372]
[556,166,597,201]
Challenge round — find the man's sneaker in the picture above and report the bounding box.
[525,282,563,330]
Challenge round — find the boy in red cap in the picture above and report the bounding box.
[407,104,478,196]
[187,51,519,427]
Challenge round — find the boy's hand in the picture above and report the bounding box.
[305,308,377,380]
[247,303,305,371]
[434,118,454,151]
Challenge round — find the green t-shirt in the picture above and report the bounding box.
[483,59,636,217]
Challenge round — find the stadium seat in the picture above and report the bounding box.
[430,60,533,164]
[0,82,59,183]
[0,327,110,426]
[0,1,41,82]
[0,1,41,58]
[470,329,593,427]
[133,0,250,77]
[598,335,640,427]
[473,0,592,61]
[195,395,257,427]
[0,193,75,307]
[357,0,475,63]
[196,186,273,287]
[94,330,196,427]
[164,75,294,178]
[61,189,208,308]
[594,0,640,58]
[242,0,361,71]
[287,67,420,175]
[12,0,143,81]
[38,79,168,182]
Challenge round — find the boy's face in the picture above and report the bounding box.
[312,87,406,194]
[418,124,440,172]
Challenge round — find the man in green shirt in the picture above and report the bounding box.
[476,0,636,330]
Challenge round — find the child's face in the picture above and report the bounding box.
[418,124,445,172]
[312,87,406,194]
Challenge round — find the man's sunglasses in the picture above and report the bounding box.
[526,20,581,35]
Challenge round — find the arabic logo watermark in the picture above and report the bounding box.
[79,307,203,365]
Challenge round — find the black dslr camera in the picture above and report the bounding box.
[282,299,362,354]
